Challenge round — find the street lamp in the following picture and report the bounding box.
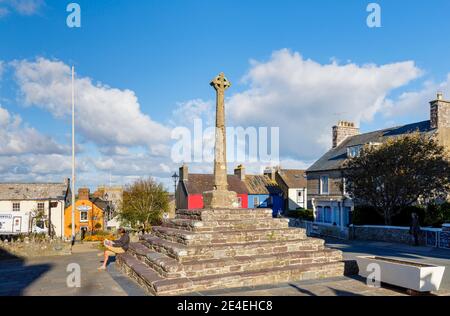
[172,172,179,194]
[104,192,111,221]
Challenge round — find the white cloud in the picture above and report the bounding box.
[0,104,68,156]
[227,49,422,160]
[13,58,171,154]
[0,61,4,78]
[170,99,214,127]
[0,0,44,17]
[383,74,450,120]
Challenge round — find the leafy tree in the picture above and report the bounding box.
[344,132,450,225]
[118,177,169,231]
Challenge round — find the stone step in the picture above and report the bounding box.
[152,226,307,246]
[175,208,273,221]
[181,249,343,278]
[141,235,325,262]
[118,252,345,296]
[127,242,342,279]
[162,218,289,232]
[127,242,183,278]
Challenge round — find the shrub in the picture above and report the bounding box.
[352,205,384,225]
[286,209,314,221]
[440,202,450,223]
[83,234,114,242]
[392,205,426,226]
[94,223,102,230]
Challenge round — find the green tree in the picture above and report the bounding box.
[344,132,450,225]
[118,177,169,231]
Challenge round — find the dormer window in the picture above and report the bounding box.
[347,145,362,158]
[347,142,381,158]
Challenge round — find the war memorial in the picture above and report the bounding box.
[117,73,344,295]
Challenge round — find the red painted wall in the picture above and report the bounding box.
[187,194,204,209]
[238,194,248,208]
[187,194,248,209]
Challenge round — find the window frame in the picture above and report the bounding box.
[12,202,20,212]
[320,176,329,195]
[253,196,259,207]
[80,210,89,223]
[37,202,45,213]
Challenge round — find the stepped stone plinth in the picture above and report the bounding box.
[117,208,345,295]
[117,73,344,295]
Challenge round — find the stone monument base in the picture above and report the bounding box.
[202,189,239,209]
[117,208,344,295]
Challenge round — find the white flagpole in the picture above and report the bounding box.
[71,66,76,244]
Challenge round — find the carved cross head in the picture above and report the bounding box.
[210,72,231,92]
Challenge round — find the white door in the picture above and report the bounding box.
[13,217,22,233]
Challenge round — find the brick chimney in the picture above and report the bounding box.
[332,121,360,148]
[430,92,450,129]
[263,167,276,181]
[78,188,90,201]
[180,164,188,181]
[234,165,245,181]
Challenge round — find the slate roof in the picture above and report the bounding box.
[183,174,248,195]
[307,120,435,172]
[244,175,282,195]
[89,196,109,211]
[0,183,68,201]
[277,170,307,188]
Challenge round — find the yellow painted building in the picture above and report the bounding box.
[64,188,106,238]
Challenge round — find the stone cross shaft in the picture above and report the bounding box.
[202,72,239,209]
[211,72,230,191]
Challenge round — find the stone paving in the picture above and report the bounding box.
[1,239,449,296]
[191,276,408,296]
[324,238,450,294]
[0,243,145,296]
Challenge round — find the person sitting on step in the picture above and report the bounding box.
[98,227,130,271]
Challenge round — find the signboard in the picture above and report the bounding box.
[77,205,92,212]
[0,214,13,233]
[50,202,58,208]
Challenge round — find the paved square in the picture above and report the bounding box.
[1,240,449,296]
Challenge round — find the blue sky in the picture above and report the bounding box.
[1,0,450,190]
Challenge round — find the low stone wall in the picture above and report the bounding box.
[350,225,424,245]
[350,225,450,249]
[0,238,71,259]
[288,219,450,249]
[288,219,349,240]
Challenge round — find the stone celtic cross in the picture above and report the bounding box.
[203,72,239,209]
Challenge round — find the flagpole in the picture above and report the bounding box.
[71,66,76,244]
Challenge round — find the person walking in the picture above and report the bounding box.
[409,213,421,246]
[98,227,130,270]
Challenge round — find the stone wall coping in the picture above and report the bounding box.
[352,225,442,232]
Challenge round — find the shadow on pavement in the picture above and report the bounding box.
[0,247,52,296]
[324,238,450,261]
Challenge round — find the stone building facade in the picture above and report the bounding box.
[307,93,450,230]
[0,180,71,237]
